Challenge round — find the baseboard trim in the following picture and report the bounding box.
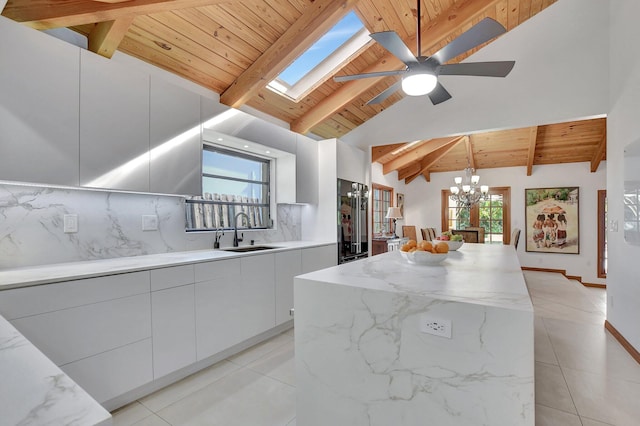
[521,267,606,289]
[605,320,640,365]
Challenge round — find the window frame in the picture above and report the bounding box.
[598,189,607,278]
[371,183,394,237]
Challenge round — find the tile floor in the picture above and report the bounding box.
[111,271,640,426]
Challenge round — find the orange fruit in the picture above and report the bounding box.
[401,244,411,252]
[419,241,433,251]
[435,242,449,253]
[407,239,417,248]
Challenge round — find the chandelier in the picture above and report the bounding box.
[449,167,489,208]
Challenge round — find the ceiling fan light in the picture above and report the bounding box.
[402,73,437,96]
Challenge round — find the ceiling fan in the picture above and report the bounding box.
[334,1,516,105]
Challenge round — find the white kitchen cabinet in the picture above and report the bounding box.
[301,245,337,274]
[149,264,194,292]
[79,49,150,192]
[149,77,202,196]
[240,254,276,338]
[0,18,80,186]
[275,250,301,325]
[11,293,151,366]
[63,338,153,405]
[151,284,196,378]
[194,258,244,360]
[296,134,319,204]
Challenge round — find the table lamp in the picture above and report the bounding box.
[385,207,403,238]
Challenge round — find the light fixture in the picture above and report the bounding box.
[385,206,403,238]
[449,167,489,208]
[402,73,437,96]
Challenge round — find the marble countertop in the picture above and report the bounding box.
[0,315,112,426]
[298,243,533,312]
[0,240,334,290]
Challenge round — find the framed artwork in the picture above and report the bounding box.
[525,187,579,254]
[397,193,405,217]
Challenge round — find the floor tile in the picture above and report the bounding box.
[111,401,154,426]
[157,367,296,426]
[228,331,293,367]
[563,366,640,426]
[580,417,614,426]
[139,360,240,412]
[535,362,576,414]
[132,414,171,426]
[246,340,295,386]
[544,317,640,383]
[534,315,558,365]
[535,404,582,426]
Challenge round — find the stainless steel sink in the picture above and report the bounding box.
[221,245,279,253]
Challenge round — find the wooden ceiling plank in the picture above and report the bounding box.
[3,0,236,30]
[417,136,465,174]
[372,143,405,163]
[220,0,359,109]
[88,15,134,58]
[464,135,476,169]
[291,0,502,134]
[526,126,539,176]
[383,135,464,174]
[590,127,607,173]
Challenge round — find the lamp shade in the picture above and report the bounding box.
[385,207,403,219]
[401,73,437,96]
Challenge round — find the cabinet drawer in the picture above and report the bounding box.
[62,338,153,404]
[11,293,151,366]
[0,271,150,320]
[150,264,194,291]
[194,258,240,283]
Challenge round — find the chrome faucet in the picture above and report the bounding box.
[233,212,251,247]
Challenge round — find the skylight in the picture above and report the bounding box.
[268,11,369,101]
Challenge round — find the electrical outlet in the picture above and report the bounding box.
[420,316,452,339]
[142,215,158,231]
[63,214,78,233]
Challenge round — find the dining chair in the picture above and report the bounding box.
[511,228,521,249]
[402,226,417,241]
[421,227,437,241]
[465,226,485,243]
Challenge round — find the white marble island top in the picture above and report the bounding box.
[0,315,111,426]
[301,243,533,312]
[294,243,534,426]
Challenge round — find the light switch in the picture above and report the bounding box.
[142,214,158,231]
[63,214,78,233]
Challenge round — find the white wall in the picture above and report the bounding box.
[342,0,608,149]
[373,161,607,285]
[607,0,640,351]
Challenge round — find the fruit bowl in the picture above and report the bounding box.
[400,249,448,265]
[442,240,464,251]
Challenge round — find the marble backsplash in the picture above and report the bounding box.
[0,182,302,269]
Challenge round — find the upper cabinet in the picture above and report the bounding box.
[0,19,80,186]
[149,78,202,196]
[79,50,150,192]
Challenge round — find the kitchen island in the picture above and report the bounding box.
[294,244,534,426]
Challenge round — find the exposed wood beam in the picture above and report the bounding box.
[220,0,359,109]
[591,127,607,173]
[422,170,431,182]
[465,135,476,170]
[526,126,539,176]
[405,172,421,185]
[372,143,405,163]
[88,16,134,58]
[417,136,466,175]
[397,163,421,181]
[290,0,502,134]
[3,0,234,30]
[91,0,134,3]
[383,136,463,175]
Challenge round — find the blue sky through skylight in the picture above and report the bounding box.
[277,11,364,86]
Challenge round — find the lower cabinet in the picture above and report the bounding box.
[301,245,337,273]
[195,258,244,360]
[151,284,196,378]
[275,250,302,325]
[240,254,276,338]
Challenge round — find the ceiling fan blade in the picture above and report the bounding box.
[430,18,507,65]
[370,31,420,66]
[428,82,452,105]
[438,61,515,77]
[334,69,406,83]
[367,81,402,105]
